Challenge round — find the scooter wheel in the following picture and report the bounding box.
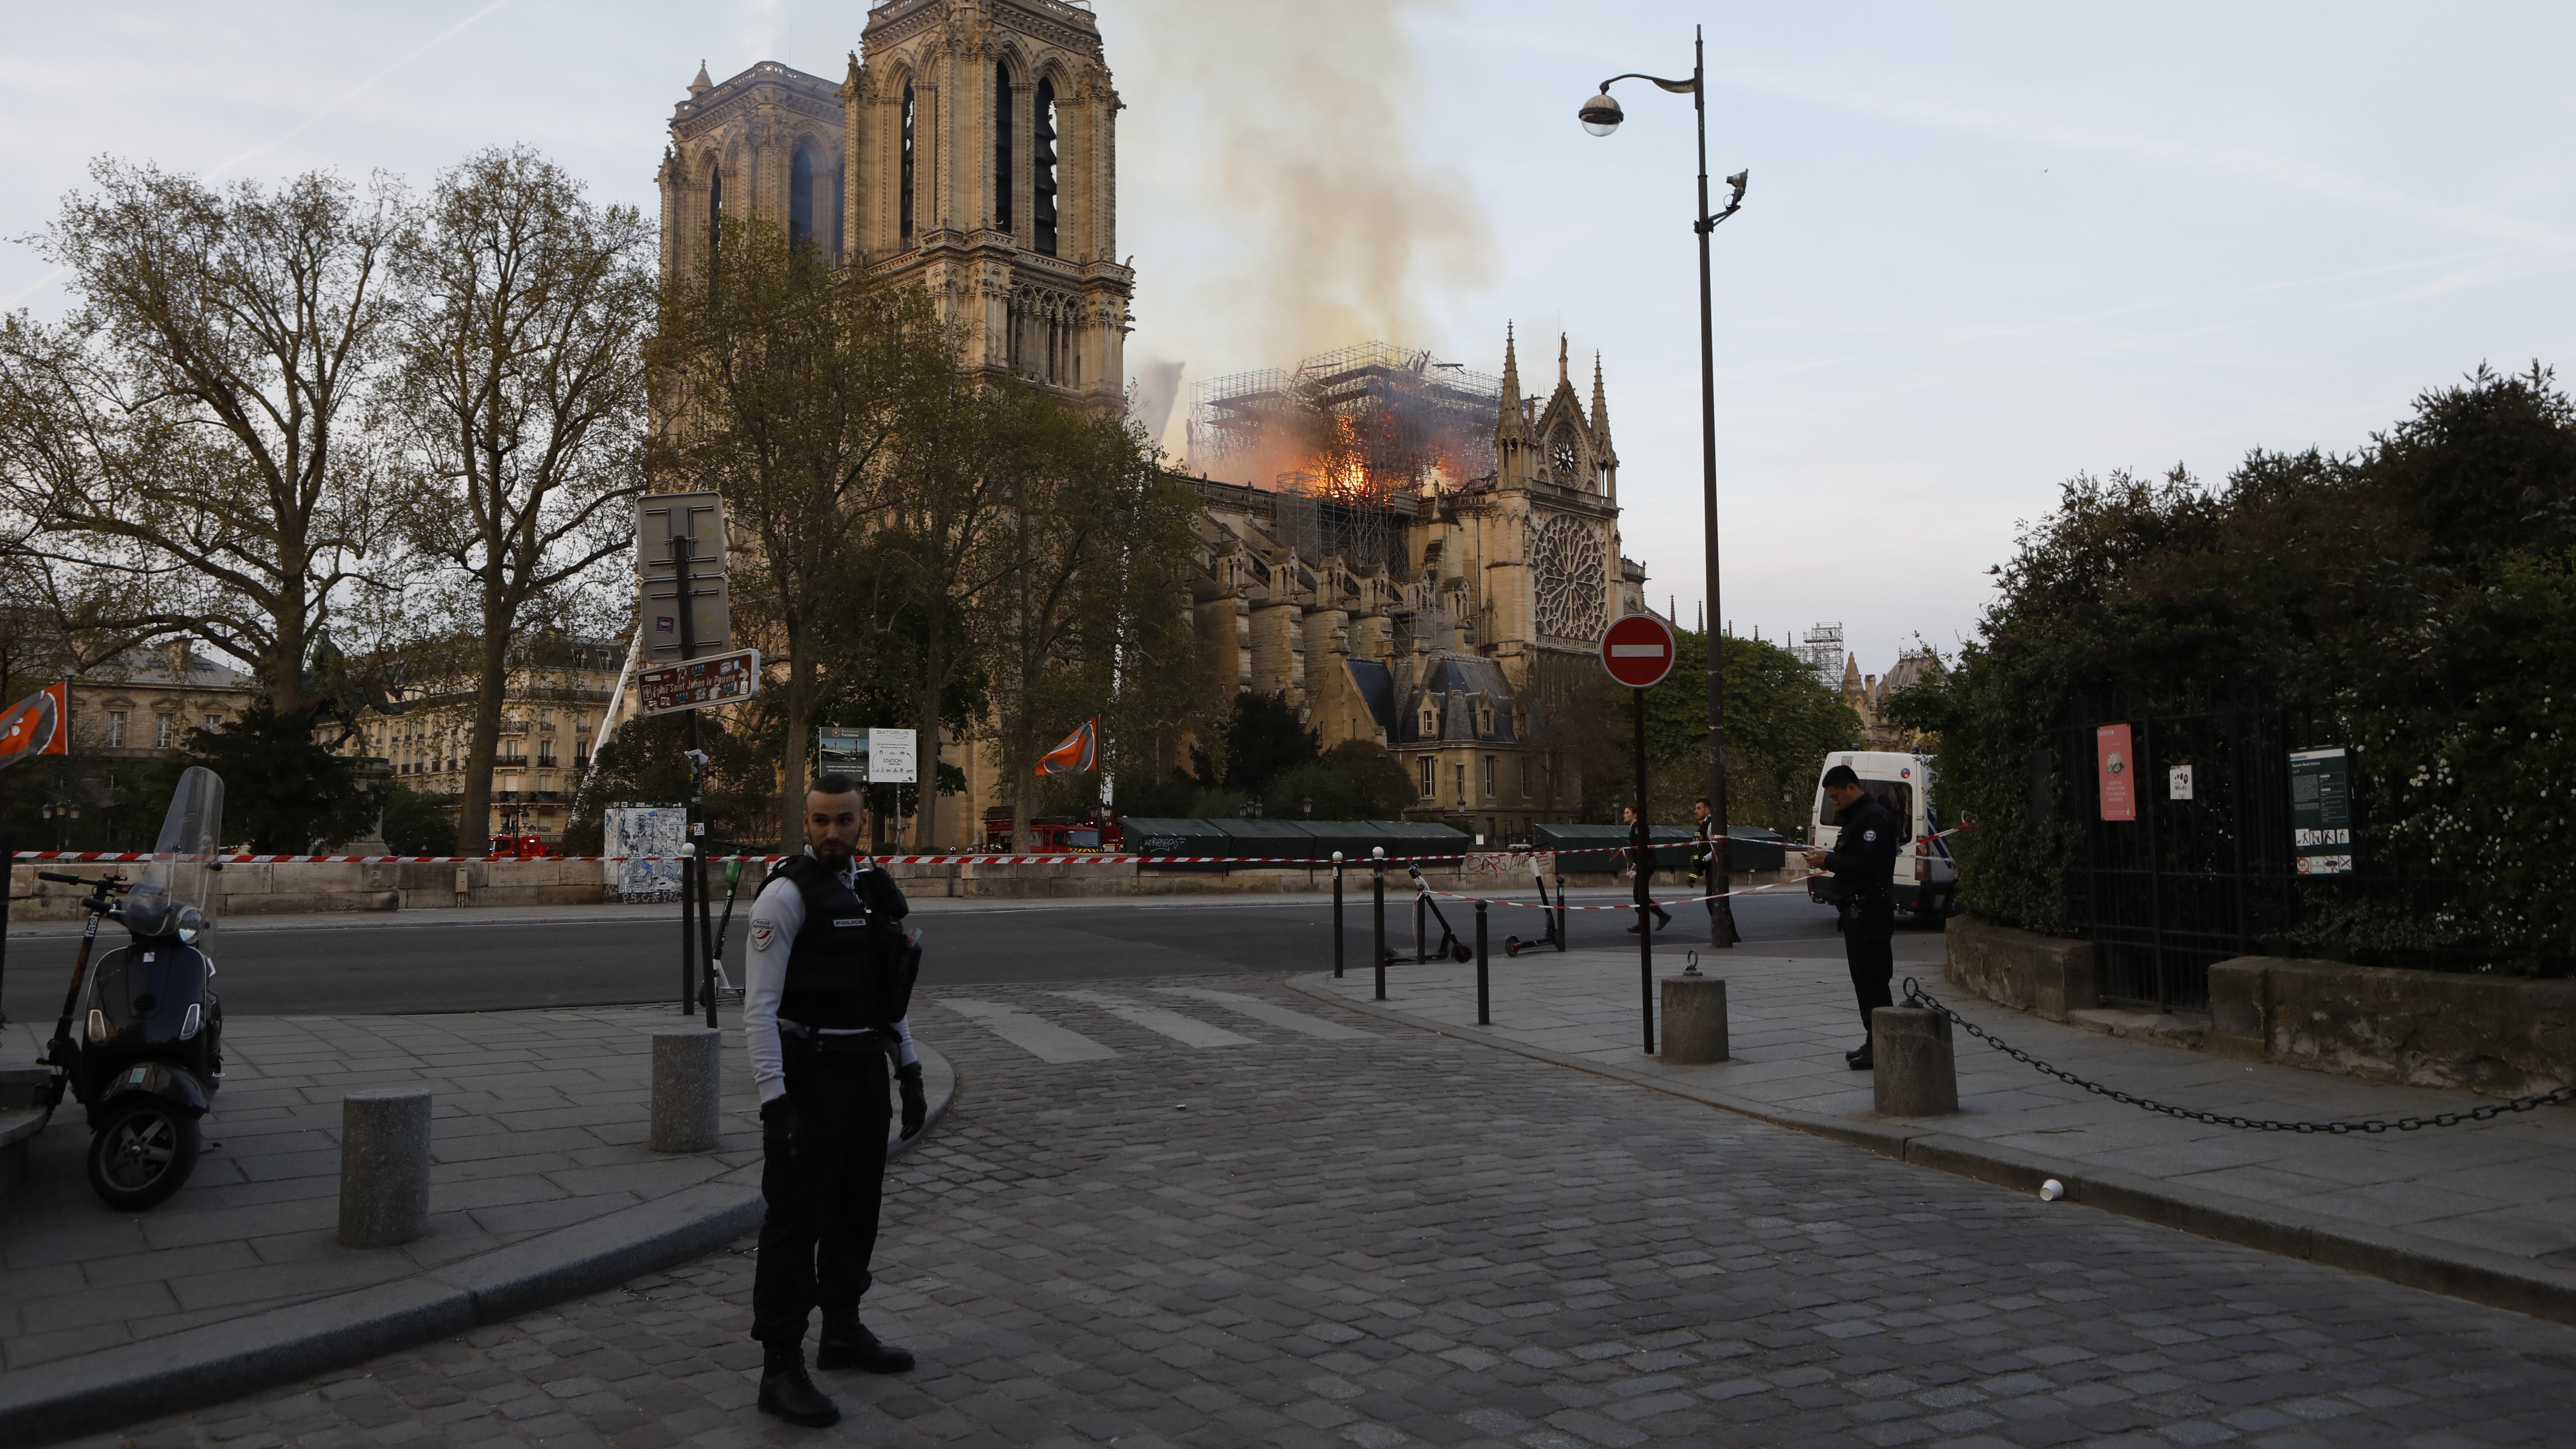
[87,1100,201,1211]
[1505,939,1521,958]
[1453,945,1473,963]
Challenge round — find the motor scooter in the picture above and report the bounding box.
[35,766,226,1210]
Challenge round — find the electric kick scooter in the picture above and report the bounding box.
[1504,854,1568,957]
[1403,865,1474,964]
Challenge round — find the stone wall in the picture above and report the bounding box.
[7,860,613,920]
[1943,914,2100,1021]
[2209,956,2576,1099]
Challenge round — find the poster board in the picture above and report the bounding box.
[604,805,686,902]
[2289,747,2355,875]
[2096,724,2136,822]
[868,727,918,784]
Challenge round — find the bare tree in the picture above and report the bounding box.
[648,219,956,849]
[0,162,406,714]
[388,146,653,852]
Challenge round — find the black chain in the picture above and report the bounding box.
[1899,978,2576,1134]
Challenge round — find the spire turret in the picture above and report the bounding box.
[1496,323,1531,444]
[690,60,713,97]
[1558,332,1569,387]
[1590,352,1615,461]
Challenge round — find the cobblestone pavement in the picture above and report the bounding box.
[84,975,2576,1449]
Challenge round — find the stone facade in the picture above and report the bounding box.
[70,644,253,762]
[336,637,627,846]
[1845,647,1943,751]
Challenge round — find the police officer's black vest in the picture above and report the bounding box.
[772,855,912,1030]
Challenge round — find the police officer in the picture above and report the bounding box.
[1623,804,1672,935]
[1687,797,1717,905]
[1801,764,1899,1070]
[743,774,930,1427]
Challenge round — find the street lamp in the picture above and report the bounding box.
[1579,26,1749,948]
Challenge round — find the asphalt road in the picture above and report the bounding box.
[0,888,1939,1019]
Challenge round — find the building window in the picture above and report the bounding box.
[790,146,815,250]
[1484,756,1496,799]
[994,61,1014,233]
[107,711,126,748]
[538,742,557,767]
[1454,762,1468,806]
[1419,755,1435,799]
[900,82,917,243]
[204,713,222,731]
[1519,757,1530,798]
[156,715,174,749]
[1032,77,1058,256]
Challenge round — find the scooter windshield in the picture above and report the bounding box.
[123,766,224,940]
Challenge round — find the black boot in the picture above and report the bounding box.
[817,1311,916,1373]
[758,1342,841,1427]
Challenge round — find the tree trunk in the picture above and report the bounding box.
[917,603,945,853]
[453,626,512,853]
[780,637,813,852]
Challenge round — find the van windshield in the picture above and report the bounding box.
[1820,780,1913,830]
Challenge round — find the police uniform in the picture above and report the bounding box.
[1822,790,1901,1056]
[743,849,927,1420]
[1626,817,1672,932]
[1689,811,1719,906]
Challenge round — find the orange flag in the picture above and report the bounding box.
[0,679,69,770]
[1034,717,1099,776]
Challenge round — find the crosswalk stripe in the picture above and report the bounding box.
[1048,990,1254,1048]
[938,998,1119,1063]
[1153,987,1375,1040]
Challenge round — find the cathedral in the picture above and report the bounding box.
[656,0,1650,844]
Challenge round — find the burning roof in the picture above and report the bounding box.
[1189,341,1502,504]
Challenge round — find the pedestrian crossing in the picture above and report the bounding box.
[934,987,1371,1063]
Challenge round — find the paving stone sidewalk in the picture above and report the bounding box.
[0,1003,904,1379]
[1302,938,2576,1281]
[73,973,2576,1449]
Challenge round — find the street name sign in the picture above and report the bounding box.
[1598,614,1677,689]
[637,647,761,717]
[868,727,918,784]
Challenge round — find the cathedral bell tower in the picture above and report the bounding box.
[842,0,1134,403]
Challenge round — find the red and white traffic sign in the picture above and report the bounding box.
[1598,613,1677,688]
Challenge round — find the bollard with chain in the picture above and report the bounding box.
[1475,898,1490,1026]
[1901,978,2576,1133]
[1332,851,1345,979]
[1371,848,1387,1001]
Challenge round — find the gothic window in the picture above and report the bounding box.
[1530,511,1609,640]
[994,62,1014,233]
[1033,77,1059,255]
[832,156,844,259]
[790,146,816,250]
[705,165,722,292]
[1549,428,1580,485]
[900,82,917,243]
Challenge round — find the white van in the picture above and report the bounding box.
[1805,750,1957,920]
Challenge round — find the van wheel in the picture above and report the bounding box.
[87,1101,201,1210]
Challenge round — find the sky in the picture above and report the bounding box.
[4,2,2573,678]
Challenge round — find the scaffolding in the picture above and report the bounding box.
[1191,341,1502,501]
[1793,622,1846,688]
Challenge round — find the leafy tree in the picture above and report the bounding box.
[388,146,652,853]
[0,162,405,715]
[1260,741,1413,820]
[1220,690,1319,799]
[1577,628,1860,830]
[380,784,458,855]
[177,703,379,853]
[562,711,775,854]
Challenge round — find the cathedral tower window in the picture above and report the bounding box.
[705,166,722,294]
[994,61,1014,234]
[790,145,816,250]
[900,82,917,244]
[1033,77,1059,256]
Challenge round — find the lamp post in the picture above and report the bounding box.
[1579,26,1748,948]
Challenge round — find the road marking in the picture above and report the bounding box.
[1153,987,1374,1040]
[1049,990,1254,1048]
[938,998,1119,1063]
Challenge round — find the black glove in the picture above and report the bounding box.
[760,1094,802,1171]
[896,1061,927,1140]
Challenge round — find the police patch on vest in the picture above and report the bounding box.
[833,917,867,928]
[750,920,776,951]
[1864,830,1877,842]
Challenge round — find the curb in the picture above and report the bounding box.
[1283,974,2576,1328]
[0,1044,958,1448]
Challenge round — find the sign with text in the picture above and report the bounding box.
[817,728,867,774]
[867,727,918,784]
[636,492,731,664]
[2168,764,2195,800]
[636,647,761,717]
[1597,613,1677,689]
[2289,746,2354,875]
[2096,723,2136,821]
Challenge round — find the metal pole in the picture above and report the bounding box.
[678,841,696,1014]
[1692,27,1740,951]
[1372,848,1387,1001]
[673,532,699,1014]
[1475,897,1490,1027]
[1636,685,1654,1054]
[0,832,12,1028]
[1414,886,1426,964]
[1332,852,1345,979]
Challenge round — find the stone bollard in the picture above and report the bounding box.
[1871,1006,1958,1117]
[339,1089,432,1248]
[651,1028,724,1153]
[1660,976,1730,1064]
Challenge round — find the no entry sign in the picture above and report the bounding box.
[1598,613,1677,689]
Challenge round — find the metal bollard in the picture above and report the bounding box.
[1475,899,1490,1025]
[1871,1006,1958,1116]
[650,1028,723,1152]
[1371,848,1387,1001]
[1660,975,1730,1063]
[1332,852,1345,979]
[339,1089,432,1249]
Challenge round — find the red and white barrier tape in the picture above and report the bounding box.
[8,846,1640,868]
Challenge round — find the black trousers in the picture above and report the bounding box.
[1631,865,1668,920]
[751,1036,891,1346]
[1843,900,1896,1038]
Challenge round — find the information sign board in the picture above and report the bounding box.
[817,728,867,773]
[867,727,918,784]
[2096,723,2136,821]
[636,647,761,717]
[2289,746,2354,875]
